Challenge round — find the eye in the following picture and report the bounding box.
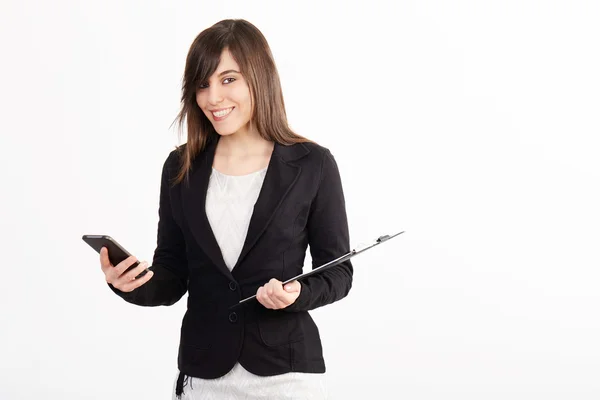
[197,77,236,90]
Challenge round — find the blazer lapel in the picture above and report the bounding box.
[181,138,232,279]
[231,142,305,271]
[181,137,309,279]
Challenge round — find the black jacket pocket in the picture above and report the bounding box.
[257,309,314,347]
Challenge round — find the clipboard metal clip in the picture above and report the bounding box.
[377,234,392,242]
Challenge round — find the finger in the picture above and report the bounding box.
[119,269,154,293]
[257,287,272,308]
[272,282,301,309]
[105,255,138,284]
[266,282,289,309]
[265,278,282,297]
[267,278,281,289]
[283,280,301,293]
[99,247,112,273]
[269,282,289,305]
[121,261,150,282]
[270,296,288,309]
[256,287,266,307]
[111,256,139,280]
[257,286,277,309]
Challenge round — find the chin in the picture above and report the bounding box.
[216,129,237,136]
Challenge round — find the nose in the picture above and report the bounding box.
[207,84,224,106]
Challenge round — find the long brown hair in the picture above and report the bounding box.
[171,19,312,185]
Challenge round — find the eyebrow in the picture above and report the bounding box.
[217,69,240,77]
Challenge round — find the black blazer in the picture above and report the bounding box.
[110,136,353,380]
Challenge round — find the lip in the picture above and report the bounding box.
[210,106,234,122]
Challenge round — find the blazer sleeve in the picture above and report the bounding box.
[284,148,354,312]
[108,150,189,306]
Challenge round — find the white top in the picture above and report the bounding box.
[206,167,268,271]
[175,166,327,399]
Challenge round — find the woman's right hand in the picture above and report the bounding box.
[100,247,154,292]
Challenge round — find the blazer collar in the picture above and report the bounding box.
[181,137,310,280]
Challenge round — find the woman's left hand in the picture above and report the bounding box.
[256,279,301,310]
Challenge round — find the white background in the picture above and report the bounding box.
[1,0,599,399]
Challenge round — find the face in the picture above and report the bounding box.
[196,48,254,137]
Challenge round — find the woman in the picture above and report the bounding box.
[100,19,353,399]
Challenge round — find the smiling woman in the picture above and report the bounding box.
[171,18,313,184]
[101,18,354,400]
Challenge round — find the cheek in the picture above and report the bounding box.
[233,86,252,109]
[195,93,204,108]
[241,95,253,118]
[196,96,210,117]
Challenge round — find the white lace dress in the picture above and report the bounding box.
[172,167,328,400]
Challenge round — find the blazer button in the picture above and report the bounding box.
[228,312,238,323]
[229,281,237,291]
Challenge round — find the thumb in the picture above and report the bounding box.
[284,281,300,293]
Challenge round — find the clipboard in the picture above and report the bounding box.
[230,230,404,309]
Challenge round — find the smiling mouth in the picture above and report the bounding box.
[211,107,234,119]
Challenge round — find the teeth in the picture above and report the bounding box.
[212,107,233,117]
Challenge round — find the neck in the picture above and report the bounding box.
[217,126,273,157]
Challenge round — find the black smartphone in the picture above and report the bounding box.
[82,235,149,279]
